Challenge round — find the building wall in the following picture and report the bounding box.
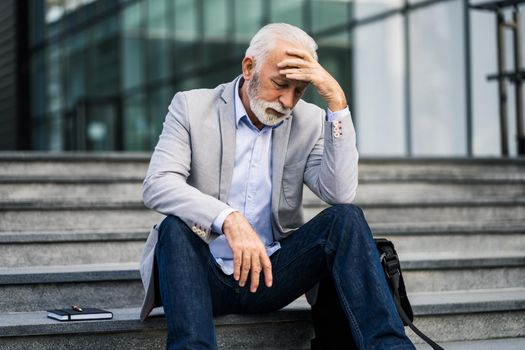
[0,0,17,150]
[9,0,525,156]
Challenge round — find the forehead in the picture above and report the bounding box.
[265,40,302,65]
[261,41,310,88]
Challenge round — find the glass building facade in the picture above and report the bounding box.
[27,0,525,156]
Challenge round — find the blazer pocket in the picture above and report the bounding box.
[281,161,305,208]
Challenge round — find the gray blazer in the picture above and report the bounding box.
[139,76,359,320]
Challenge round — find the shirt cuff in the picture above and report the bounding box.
[326,106,350,122]
[211,208,238,234]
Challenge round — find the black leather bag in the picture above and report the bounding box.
[375,238,444,350]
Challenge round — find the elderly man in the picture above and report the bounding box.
[140,23,415,350]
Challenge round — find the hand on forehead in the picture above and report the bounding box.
[276,46,313,67]
[266,45,310,86]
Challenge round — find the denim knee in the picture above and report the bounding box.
[157,215,192,247]
[326,204,365,222]
[323,204,371,243]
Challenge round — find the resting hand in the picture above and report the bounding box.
[222,211,273,293]
[277,48,347,111]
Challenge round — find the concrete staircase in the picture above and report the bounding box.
[0,152,524,349]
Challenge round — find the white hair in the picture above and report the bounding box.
[245,23,318,71]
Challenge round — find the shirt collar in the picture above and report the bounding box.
[234,77,284,130]
[234,77,249,128]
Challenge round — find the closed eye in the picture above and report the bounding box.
[272,80,287,89]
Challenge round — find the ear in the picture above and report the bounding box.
[242,56,256,80]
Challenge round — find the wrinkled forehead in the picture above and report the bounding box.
[265,40,304,65]
[260,41,310,88]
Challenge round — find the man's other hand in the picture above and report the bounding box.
[222,212,273,293]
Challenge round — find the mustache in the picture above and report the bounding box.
[263,100,291,115]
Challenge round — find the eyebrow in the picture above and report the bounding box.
[271,76,308,89]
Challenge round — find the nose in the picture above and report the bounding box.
[279,89,295,110]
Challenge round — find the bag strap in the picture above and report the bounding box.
[385,257,444,350]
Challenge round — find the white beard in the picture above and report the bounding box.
[247,75,292,127]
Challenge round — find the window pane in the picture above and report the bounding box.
[47,43,63,113]
[471,9,499,156]
[121,2,145,90]
[63,32,87,110]
[149,86,175,149]
[311,0,350,33]
[409,0,466,156]
[203,0,230,65]
[146,0,172,82]
[354,0,403,20]
[29,0,46,46]
[270,0,304,28]
[234,0,263,44]
[123,93,149,150]
[174,0,200,71]
[354,15,406,156]
[88,16,120,97]
[30,51,47,118]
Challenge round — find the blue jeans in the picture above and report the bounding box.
[155,204,415,350]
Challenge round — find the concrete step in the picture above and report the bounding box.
[2,176,524,202]
[406,287,525,343]
[0,178,142,202]
[1,153,524,177]
[0,202,162,231]
[416,337,525,350]
[1,253,523,312]
[0,300,313,350]
[373,222,525,254]
[0,288,524,349]
[0,264,144,313]
[356,181,525,202]
[2,198,524,231]
[401,252,525,292]
[0,152,149,178]
[2,223,523,267]
[306,198,525,224]
[0,228,148,267]
[358,158,525,179]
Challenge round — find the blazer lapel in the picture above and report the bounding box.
[218,78,238,202]
[271,117,292,212]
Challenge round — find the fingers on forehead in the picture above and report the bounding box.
[286,48,306,56]
[282,57,303,64]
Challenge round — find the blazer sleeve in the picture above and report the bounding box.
[142,92,230,241]
[303,108,359,205]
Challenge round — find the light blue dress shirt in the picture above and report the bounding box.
[210,78,349,275]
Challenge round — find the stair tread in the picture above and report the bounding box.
[409,287,525,315]
[0,298,312,338]
[410,287,525,305]
[2,197,525,212]
[416,337,525,350]
[1,154,524,345]
[0,228,150,243]
[1,222,524,244]
[2,251,524,284]
[2,174,525,183]
[2,288,525,338]
[1,153,525,164]
[372,221,525,234]
[400,251,525,269]
[0,263,140,284]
